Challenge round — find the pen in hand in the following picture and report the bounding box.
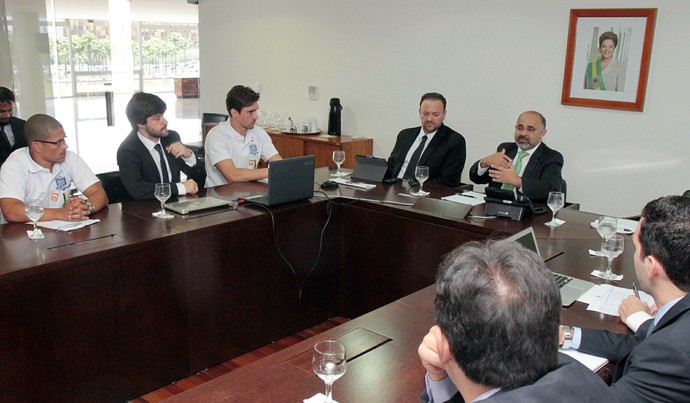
[632,282,641,299]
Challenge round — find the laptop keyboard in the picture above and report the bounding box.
[552,272,572,289]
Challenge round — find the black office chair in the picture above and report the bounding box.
[202,112,229,125]
[561,178,567,201]
[97,171,131,204]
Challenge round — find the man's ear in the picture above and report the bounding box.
[435,327,454,366]
[647,254,666,281]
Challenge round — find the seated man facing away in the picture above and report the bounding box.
[418,239,608,402]
[204,85,282,186]
[386,92,466,187]
[0,86,27,167]
[469,111,562,202]
[562,195,690,402]
[117,92,206,200]
[0,114,107,223]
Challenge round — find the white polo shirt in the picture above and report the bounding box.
[204,120,279,187]
[0,148,99,223]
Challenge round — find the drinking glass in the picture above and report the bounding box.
[545,191,565,227]
[153,183,174,219]
[331,150,346,177]
[411,166,430,197]
[312,340,347,403]
[595,216,618,262]
[600,235,624,280]
[24,199,45,240]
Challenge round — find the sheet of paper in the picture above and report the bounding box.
[331,178,376,190]
[579,284,654,316]
[35,219,101,232]
[441,191,485,206]
[590,218,639,234]
[560,349,608,372]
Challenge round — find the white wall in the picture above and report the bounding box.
[198,0,690,217]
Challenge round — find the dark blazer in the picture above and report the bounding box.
[469,142,563,202]
[0,116,27,166]
[117,129,206,200]
[419,353,609,402]
[387,124,466,187]
[579,294,690,402]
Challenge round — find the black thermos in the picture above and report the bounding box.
[328,98,342,135]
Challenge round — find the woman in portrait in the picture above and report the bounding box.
[584,31,626,92]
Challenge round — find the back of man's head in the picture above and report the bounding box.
[435,240,560,389]
[226,85,260,115]
[125,92,166,130]
[25,114,62,143]
[640,195,690,291]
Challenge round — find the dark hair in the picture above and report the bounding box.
[25,114,63,143]
[125,92,167,130]
[434,240,560,389]
[0,87,16,104]
[225,85,260,114]
[420,92,446,110]
[639,195,690,291]
[599,31,619,48]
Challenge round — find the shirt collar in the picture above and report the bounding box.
[137,132,161,151]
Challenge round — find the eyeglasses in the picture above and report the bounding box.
[34,138,67,146]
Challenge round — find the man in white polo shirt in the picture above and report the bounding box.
[0,114,107,224]
[204,85,282,187]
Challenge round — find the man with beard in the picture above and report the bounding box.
[118,92,206,200]
[204,85,282,186]
[0,114,107,223]
[0,87,28,167]
[386,92,466,187]
[469,111,563,202]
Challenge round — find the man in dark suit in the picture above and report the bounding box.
[386,92,466,187]
[418,240,608,402]
[0,87,27,166]
[562,195,690,402]
[117,92,206,200]
[469,111,562,202]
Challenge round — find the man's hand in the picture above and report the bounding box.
[63,196,90,221]
[166,141,192,159]
[488,165,521,188]
[418,325,448,381]
[183,179,199,195]
[619,296,651,322]
[480,149,512,170]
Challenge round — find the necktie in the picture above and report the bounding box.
[645,319,656,338]
[502,150,529,190]
[154,143,170,183]
[403,135,428,179]
[0,124,10,148]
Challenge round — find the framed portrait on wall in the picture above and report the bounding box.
[561,8,657,112]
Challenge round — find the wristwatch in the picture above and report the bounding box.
[561,325,573,349]
[86,201,96,215]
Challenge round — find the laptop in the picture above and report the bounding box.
[247,155,315,206]
[350,155,391,182]
[165,196,232,215]
[505,227,594,306]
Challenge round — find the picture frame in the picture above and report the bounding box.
[561,8,657,112]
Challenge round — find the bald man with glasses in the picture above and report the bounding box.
[0,114,107,224]
[469,111,563,202]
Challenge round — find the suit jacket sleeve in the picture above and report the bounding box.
[423,126,466,187]
[118,131,182,200]
[519,143,563,202]
[165,131,206,188]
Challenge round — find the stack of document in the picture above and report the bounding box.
[36,219,101,232]
[331,178,376,190]
[441,191,485,206]
[578,284,654,316]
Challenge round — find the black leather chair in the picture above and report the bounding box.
[97,171,131,204]
[561,178,567,201]
[202,112,229,125]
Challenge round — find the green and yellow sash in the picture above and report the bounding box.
[587,59,606,91]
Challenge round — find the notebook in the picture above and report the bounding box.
[350,155,391,182]
[247,155,315,206]
[165,196,232,215]
[505,227,594,306]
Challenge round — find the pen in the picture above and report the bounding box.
[632,282,640,299]
[456,193,476,198]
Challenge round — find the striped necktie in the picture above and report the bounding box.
[502,150,528,190]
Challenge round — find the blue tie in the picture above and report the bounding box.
[645,319,655,338]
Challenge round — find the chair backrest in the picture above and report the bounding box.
[561,178,567,201]
[97,171,131,204]
[202,112,229,124]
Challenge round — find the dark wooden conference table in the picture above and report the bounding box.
[0,168,635,402]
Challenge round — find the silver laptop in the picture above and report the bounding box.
[248,155,315,206]
[506,227,594,306]
[165,196,232,215]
